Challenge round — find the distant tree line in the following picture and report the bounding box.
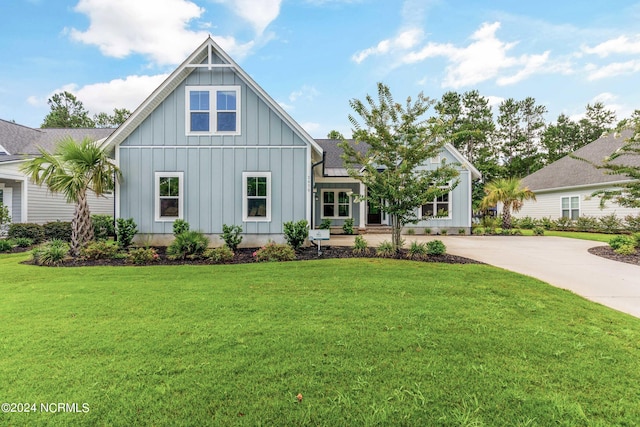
[41,91,131,129]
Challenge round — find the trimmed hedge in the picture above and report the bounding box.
[8,223,45,244]
[43,221,72,242]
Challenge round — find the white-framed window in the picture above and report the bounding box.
[421,188,451,218]
[185,86,241,135]
[243,172,271,222]
[155,172,184,222]
[561,196,579,220]
[321,189,351,218]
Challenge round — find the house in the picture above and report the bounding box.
[314,139,481,234]
[101,37,480,246]
[515,129,640,220]
[0,119,114,226]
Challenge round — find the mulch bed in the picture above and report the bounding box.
[24,245,483,267]
[588,246,640,266]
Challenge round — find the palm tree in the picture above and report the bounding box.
[21,137,121,256]
[480,178,536,229]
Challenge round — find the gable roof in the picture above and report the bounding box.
[0,118,115,163]
[104,37,322,155]
[522,129,639,192]
[315,138,482,179]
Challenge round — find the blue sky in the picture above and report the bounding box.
[1,0,640,138]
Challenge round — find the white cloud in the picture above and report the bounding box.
[352,28,423,63]
[300,122,321,135]
[585,60,640,81]
[214,0,282,35]
[582,35,640,57]
[289,85,320,103]
[69,0,211,65]
[29,74,170,115]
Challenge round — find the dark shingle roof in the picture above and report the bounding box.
[0,119,115,163]
[522,129,639,191]
[315,139,368,176]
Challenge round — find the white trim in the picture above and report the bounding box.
[320,188,352,219]
[119,145,307,150]
[0,143,9,155]
[430,155,441,164]
[443,143,482,180]
[306,145,311,226]
[358,183,366,228]
[420,186,453,220]
[115,146,120,219]
[242,171,271,222]
[185,85,241,136]
[0,185,13,223]
[531,179,635,194]
[155,172,184,222]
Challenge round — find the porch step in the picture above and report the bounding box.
[362,226,393,234]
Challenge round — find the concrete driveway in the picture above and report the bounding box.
[330,234,640,318]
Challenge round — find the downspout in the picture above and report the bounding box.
[310,151,326,230]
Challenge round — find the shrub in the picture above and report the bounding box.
[342,218,354,235]
[624,214,640,233]
[319,219,332,230]
[376,240,395,257]
[167,230,209,260]
[43,221,72,242]
[533,226,545,236]
[31,240,69,266]
[0,203,10,225]
[81,240,120,260]
[576,216,599,232]
[0,239,14,252]
[539,217,555,230]
[472,227,485,235]
[633,233,640,248]
[8,223,44,244]
[13,237,33,248]
[458,228,466,235]
[615,244,636,255]
[173,219,190,236]
[510,229,523,236]
[555,216,574,231]
[204,246,235,263]
[92,215,115,241]
[353,235,369,254]
[517,216,537,230]
[220,224,243,251]
[283,220,308,250]
[426,240,446,256]
[405,228,415,235]
[609,235,635,251]
[127,247,159,265]
[116,218,137,249]
[599,214,623,234]
[424,228,432,235]
[407,241,427,259]
[253,241,296,262]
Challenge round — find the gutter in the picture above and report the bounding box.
[310,151,326,230]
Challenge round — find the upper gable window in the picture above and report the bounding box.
[186,86,240,135]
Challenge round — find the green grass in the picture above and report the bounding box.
[518,229,622,243]
[2,253,640,426]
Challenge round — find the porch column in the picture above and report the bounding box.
[359,182,366,230]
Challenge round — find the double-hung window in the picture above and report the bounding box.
[421,189,451,218]
[243,172,271,222]
[561,196,579,220]
[155,172,183,221]
[186,86,240,135]
[321,190,351,218]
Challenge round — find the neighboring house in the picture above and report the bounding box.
[102,38,481,246]
[516,129,640,220]
[314,139,481,234]
[0,119,114,225]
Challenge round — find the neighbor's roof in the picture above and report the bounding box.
[521,129,639,192]
[0,118,115,163]
[315,138,482,179]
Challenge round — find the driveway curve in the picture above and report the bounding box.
[330,235,640,318]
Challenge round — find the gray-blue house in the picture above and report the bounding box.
[104,38,480,246]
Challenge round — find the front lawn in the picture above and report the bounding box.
[519,229,625,243]
[1,253,639,426]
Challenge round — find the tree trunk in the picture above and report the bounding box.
[502,205,512,230]
[390,214,402,252]
[70,189,94,257]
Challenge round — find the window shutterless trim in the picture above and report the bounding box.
[320,188,352,219]
[155,172,184,222]
[185,85,241,136]
[242,171,271,222]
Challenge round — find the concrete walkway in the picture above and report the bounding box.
[329,234,640,319]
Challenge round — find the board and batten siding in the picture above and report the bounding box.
[515,186,640,220]
[118,146,307,236]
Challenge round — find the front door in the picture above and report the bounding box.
[367,190,382,224]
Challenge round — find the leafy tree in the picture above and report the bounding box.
[541,113,581,164]
[480,178,536,229]
[94,108,131,128]
[41,91,95,128]
[21,137,121,256]
[327,130,345,139]
[339,83,459,251]
[590,110,640,208]
[578,102,616,148]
